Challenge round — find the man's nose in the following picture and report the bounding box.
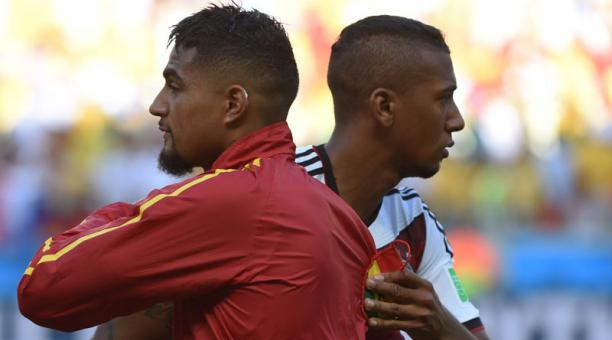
[447,101,465,132]
[149,90,168,117]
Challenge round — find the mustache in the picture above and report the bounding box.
[158,121,171,133]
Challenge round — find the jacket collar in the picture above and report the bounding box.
[211,121,296,170]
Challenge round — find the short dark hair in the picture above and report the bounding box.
[169,4,299,116]
[328,16,450,122]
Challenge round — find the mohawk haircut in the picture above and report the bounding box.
[169,4,299,115]
[327,15,450,123]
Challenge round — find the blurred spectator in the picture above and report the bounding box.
[0,0,610,339]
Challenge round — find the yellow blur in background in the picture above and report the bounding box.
[0,0,611,339]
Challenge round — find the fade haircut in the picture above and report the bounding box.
[328,15,450,123]
[169,4,299,117]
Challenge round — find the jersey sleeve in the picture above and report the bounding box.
[415,205,480,325]
[18,170,259,331]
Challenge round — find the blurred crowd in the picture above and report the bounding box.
[0,0,611,297]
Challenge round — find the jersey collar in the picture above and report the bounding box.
[212,122,295,170]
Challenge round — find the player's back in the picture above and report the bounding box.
[174,155,376,339]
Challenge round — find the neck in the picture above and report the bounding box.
[326,126,401,222]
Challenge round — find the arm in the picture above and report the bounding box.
[365,271,488,340]
[91,303,173,340]
[59,201,138,235]
[18,170,257,331]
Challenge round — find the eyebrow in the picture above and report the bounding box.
[441,84,457,94]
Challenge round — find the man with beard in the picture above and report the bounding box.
[90,15,490,340]
[17,5,376,339]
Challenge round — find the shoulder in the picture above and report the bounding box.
[382,187,426,223]
[161,162,264,205]
[295,145,316,158]
[295,145,325,180]
[295,144,323,168]
[369,187,426,241]
[371,187,451,271]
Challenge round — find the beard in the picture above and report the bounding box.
[158,138,193,177]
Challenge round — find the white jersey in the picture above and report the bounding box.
[295,145,482,336]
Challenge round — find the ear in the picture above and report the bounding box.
[368,88,396,128]
[223,85,249,126]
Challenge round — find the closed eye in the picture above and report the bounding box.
[439,84,457,100]
[439,93,453,105]
[162,67,184,92]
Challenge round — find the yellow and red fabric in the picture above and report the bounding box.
[18,122,377,340]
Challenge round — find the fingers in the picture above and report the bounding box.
[380,270,430,289]
[366,276,434,305]
[364,298,427,330]
[368,317,423,330]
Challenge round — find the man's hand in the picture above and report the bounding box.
[365,271,481,340]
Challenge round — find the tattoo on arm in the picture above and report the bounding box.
[143,302,173,331]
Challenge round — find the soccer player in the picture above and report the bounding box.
[296,15,489,340]
[91,15,490,340]
[17,5,376,339]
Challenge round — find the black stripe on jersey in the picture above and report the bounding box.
[386,187,416,196]
[423,205,454,258]
[314,144,339,194]
[399,187,416,195]
[384,188,420,201]
[307,167,324,176]
[385,187,408,195]
[400,193,419,201]
[463,317,484,333]
[296,156,320,167]
[295,148,315,159]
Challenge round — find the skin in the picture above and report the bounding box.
[92,49,489,340]
[326,49,465,222]
[150,45,272,174]
[365,273,484,340]
[150,47,231,173]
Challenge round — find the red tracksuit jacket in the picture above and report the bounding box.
[18,122,376,339]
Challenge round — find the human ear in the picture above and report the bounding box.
[369,88,396,127]
[224,85,249,125]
